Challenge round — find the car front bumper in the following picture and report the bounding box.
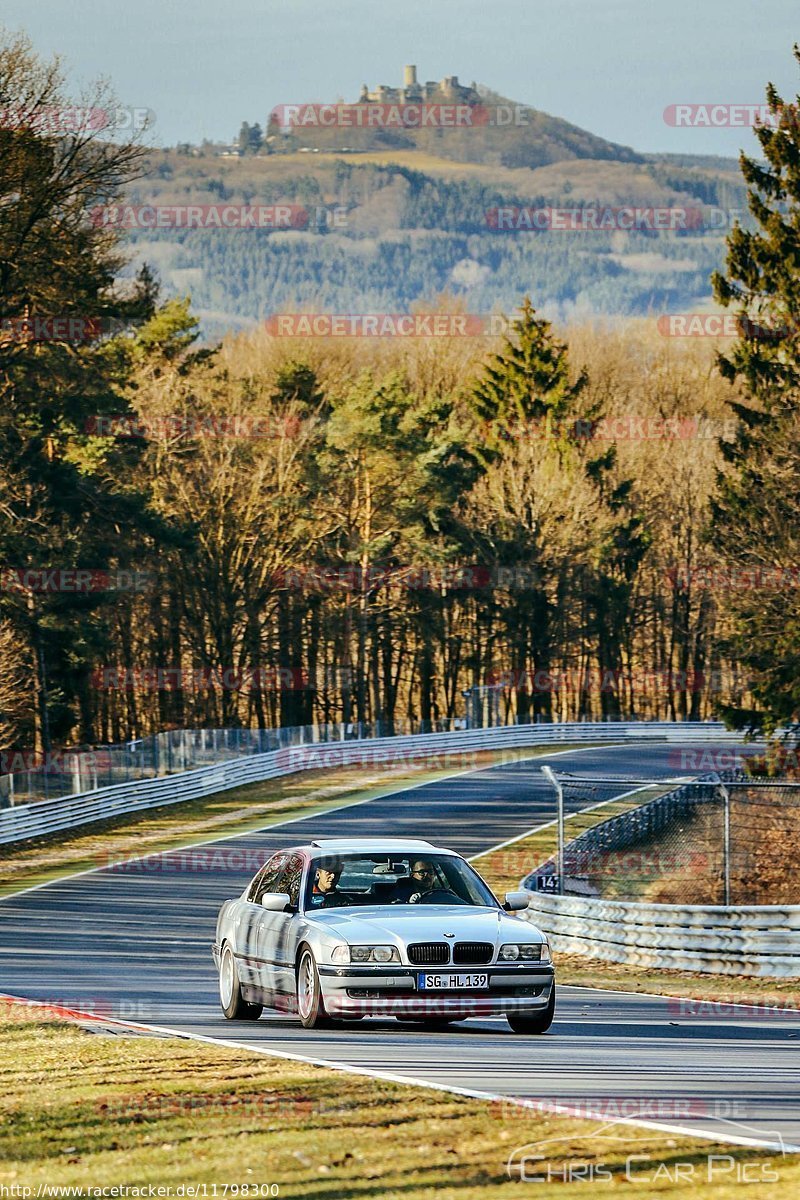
[318,963,555,1017]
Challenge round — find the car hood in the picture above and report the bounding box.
[306,905,543,946]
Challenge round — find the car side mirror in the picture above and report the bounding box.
[261,892,292,912]
[503,890,529,912]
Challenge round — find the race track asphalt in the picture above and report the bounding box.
[1,740,798,1152]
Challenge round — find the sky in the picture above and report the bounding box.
[4,0,799,157]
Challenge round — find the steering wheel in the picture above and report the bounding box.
[410,888,468,905]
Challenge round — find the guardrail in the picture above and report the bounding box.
[0,722,414,807]
[0,720,739,846]
[520,893,800,978]
[0,714,720,808]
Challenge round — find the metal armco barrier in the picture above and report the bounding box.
[0,720,738,846]
[519,892,800,978]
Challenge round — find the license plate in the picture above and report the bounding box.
[417,972,489,990]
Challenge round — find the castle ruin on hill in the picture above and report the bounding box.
[358,65,481,107]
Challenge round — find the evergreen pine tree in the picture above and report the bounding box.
[710,46,800,732]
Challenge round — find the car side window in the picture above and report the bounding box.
[248,854,288,903]
[281,854,305,909]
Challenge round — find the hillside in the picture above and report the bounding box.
[119,85,750,339]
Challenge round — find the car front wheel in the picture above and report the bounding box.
[506,984,555,1034]
[296,947,333,1029]
[219,944,262,1021]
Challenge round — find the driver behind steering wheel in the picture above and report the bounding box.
[393,859,446,904]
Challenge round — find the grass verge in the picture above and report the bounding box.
[0,1010,795,1197]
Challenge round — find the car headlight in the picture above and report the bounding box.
[332,944,400,964]
[499,943,545,961]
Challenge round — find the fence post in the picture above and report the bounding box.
[715,776,731,906]
[541,765,564,895]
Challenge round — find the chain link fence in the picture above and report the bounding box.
[0,721,400,808]
[0,713,715,810]
[527,771,800,906]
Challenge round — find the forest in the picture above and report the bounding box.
[2,31,800,757]
[121,149,748,338]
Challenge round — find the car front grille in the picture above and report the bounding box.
[453,941,494,965]
[408,942,450,965]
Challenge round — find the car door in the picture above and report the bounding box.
[254,852,306,1004]
[236,853,288,991]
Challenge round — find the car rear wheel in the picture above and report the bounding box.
[296,947,333,1029]
[507,985,555,1034]
[219,944,263,1020]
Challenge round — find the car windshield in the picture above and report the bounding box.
[304,852,498,910]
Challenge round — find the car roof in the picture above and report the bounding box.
[302,838,457,857]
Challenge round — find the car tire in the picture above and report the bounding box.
[506,985,555,1034]
[296,947,333,1029]
[219,943,263,1020]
